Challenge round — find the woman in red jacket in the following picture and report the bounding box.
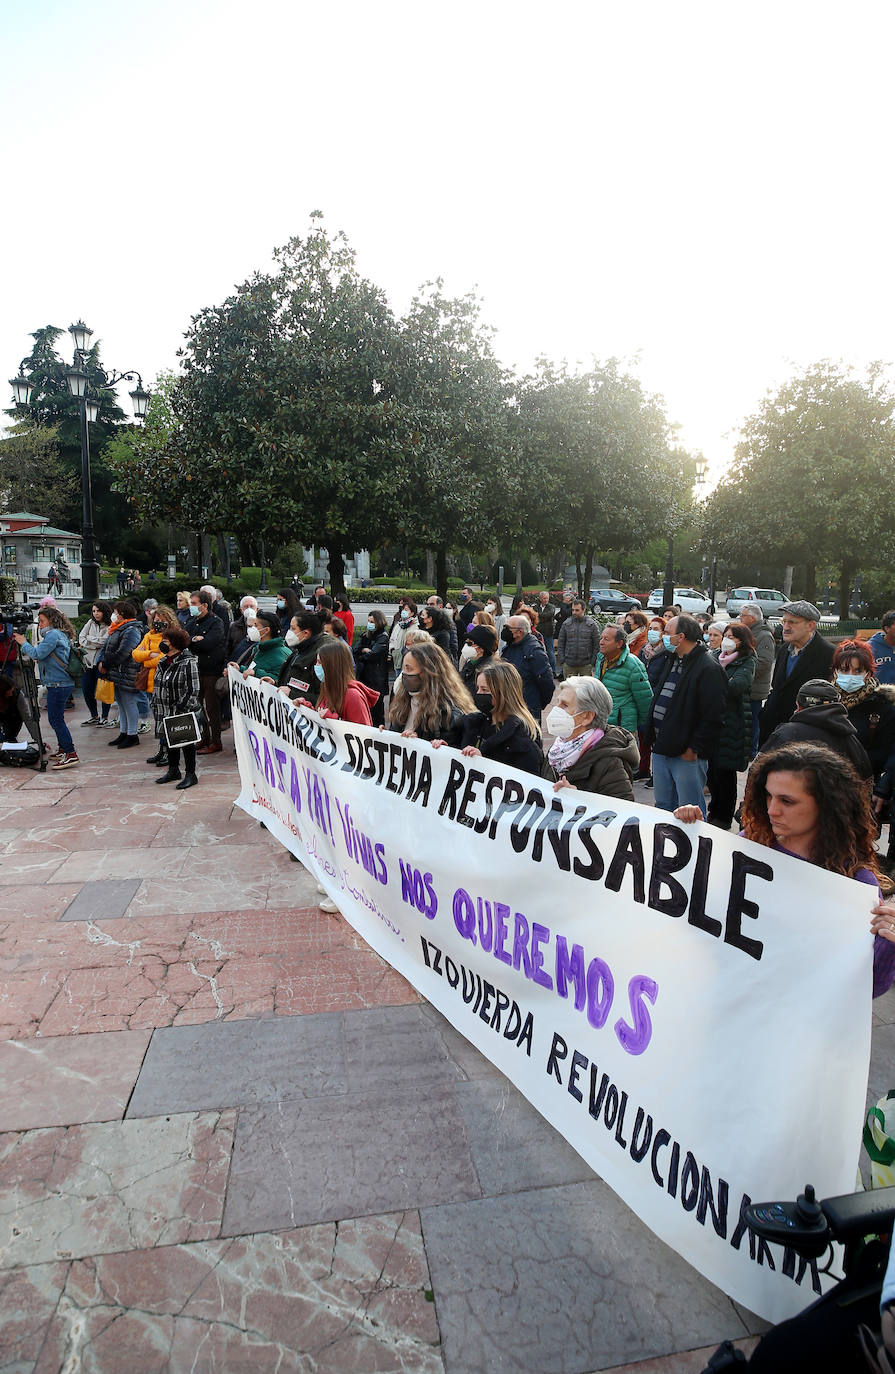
[314,638,378,726]
[333,594,355,646]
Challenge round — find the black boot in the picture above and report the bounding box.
[176,772,198,790]
[156,768,182,784]
[146,750,167,765]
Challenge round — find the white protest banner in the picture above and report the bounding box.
[230,674,873,1324]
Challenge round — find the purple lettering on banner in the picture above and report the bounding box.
[512,912,533,977]
[262,737,278,789]
[493,902,512,965]
[477,897,493,952]
[452,888,477,943]
[530,922,553,989]
[555,937,586,1011]
[273,746,288,794]
[289,758,302,813]
[247,729,262,770]
[615,975,659,1056]
[586,957,614,1030]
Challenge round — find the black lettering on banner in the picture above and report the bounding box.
[647,823,691,917]
[725,851,771,961]
[605,818,646,903]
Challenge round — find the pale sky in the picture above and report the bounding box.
[4,0,894,479]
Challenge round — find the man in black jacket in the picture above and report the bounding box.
[758,601,835,744]
[188,591,226,754]
[645,614,726,815]
[759,678,873,780]
[501,616,555,722]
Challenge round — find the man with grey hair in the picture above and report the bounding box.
[141,597,159,629]
[201,583,231,631]
[737,603,776,758]
[758,600,834,744]
[500,615,555,721]
[228,595,258,657]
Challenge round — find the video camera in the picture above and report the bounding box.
[0,604,35,632]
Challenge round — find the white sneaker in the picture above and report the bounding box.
[316,883,328,895]
[318,898,341,914]
[137,721,151,734]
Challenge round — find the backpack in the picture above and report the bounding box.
[50,642,85,683]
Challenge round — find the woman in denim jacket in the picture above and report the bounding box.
[14,606,78,769]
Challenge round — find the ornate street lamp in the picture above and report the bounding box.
[8,364,32,408]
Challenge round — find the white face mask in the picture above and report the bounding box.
[460,643,477,663]
[246,625,261,643]
[243,607,257,621]
[546,705,577,739]
[721,637,736,653]
[110,611,119,624]
[284,629,300,647]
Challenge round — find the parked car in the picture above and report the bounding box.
[725,587,789,618]
[645,586,712,615]
[588,587,642,612]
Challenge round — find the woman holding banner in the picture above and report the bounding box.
[675,741,895,996]
[441,659,543,775]
[541,677,639,801]
[311,639,379,726]
[387,641,474,747]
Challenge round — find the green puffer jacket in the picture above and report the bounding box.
[595,645,653,731]
[714,650,756,771]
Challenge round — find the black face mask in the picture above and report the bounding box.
[474,691,493,714]
[152,620,165,632]
[402,671,422,694]
[501,627,514,645]
[158,640,171,654]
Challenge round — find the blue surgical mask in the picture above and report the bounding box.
[314,663,325,681]
[647,629,661,645]
[662,634,673,652]
[189,604,200,617]
[703,633,710,643]
[836,672,866,693]
[366,620,375,632]
[276,599,285,610]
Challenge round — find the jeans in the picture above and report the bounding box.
[116,687,140,736]
[651,752,708,815]
[135,690,150,720]
[46,685,74,753]
[543,635,557,674]
[81,666,110,721]
[749,699,762,759]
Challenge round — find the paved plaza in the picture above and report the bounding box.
[2,699,893,1373]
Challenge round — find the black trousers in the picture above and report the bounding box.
[168,744,196,774]
[706,759,738,827]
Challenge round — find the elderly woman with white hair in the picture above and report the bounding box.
[541,676,639,800]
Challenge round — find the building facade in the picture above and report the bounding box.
[0,513,83,602]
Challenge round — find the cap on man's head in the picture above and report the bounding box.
[782,600,821,621]
[796,678,838,708]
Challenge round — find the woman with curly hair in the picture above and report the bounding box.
[675,741,895,997]
[387,640,474,747]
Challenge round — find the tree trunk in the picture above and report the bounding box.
[575,547,583,599]
[662,536,675,608]
[514,553,522,596]
[327,541,346,597]
[216,532,228,582]
[435,545,448,603]
[583,546,595,605]
[838,561,855,622]
[425,549,435,586]
[803,563,816,606]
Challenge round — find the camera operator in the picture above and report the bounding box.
[14,605,78,769]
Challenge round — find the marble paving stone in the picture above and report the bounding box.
[419,1003,504,1080]
[343,1004,467,1093]
[14,820,165,853]
[599,1340,759,1373]
[0,1029,151,1131]
[421,1181,750,1374]
[222,1084,481,1236]
[0,1110,236,1269]
[127,1012,346,1116]
[46,848,185,883]
[456,1077,597,1195]
[31,1212,442,1374]
[59,878,143,922]
[0,852,66,885]
[124,874,271,917]
[0,1259,70,1374]
[0,882,82,922]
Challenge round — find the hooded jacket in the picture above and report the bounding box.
[319,678,379,726]
[760,702,873,780]
[540,724,639,801]
[278,632,326,704]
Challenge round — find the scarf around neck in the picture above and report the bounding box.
[548,727,604,774]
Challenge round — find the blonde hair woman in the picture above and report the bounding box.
[441,658,543,775]
[387,640,474,747]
